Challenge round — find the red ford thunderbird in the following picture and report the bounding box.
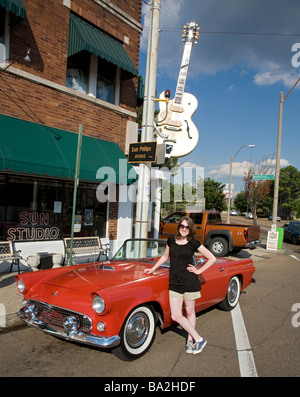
[16,238,255,360]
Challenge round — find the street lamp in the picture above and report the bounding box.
[226,144,255,223]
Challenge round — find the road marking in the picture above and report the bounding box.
[231,303,258,377]
[0,303,6,328]
[289,255,300,261]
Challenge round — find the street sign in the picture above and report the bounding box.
[128,142,157,163]
[253,175,275,180]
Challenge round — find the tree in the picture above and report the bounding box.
[203,178,226,212]
[234,191,248,213]
[277,166,300,219]
[243,158,273,225]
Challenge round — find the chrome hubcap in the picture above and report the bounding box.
[126,312,149,348]
[228,279,238,304]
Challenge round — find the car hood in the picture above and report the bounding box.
[41,261,149,293]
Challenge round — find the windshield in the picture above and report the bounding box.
[112,239,167,261]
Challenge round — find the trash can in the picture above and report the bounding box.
[277,227,284,249]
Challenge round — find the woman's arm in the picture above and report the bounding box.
[144,245,170,274]
[187,244,216,275]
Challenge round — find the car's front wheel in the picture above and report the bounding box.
[113,305,156,361]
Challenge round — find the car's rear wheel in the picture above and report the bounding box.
[113,305,156,361]
[218,276,241,311]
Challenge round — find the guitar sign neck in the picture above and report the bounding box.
[174,23,199,105]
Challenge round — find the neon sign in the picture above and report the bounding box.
[7,211,59,241]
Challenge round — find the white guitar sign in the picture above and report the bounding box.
[156,22,199,158]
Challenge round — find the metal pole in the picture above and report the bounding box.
[271,79,300,228]
[272,92,283,229]
[226,156,233,223]
[226,144,254,223]
[135,0,161,239]
[69,124,83,266]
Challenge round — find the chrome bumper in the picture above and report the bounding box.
[18,305,120,349]
[245,240,260,249]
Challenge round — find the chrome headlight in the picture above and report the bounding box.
[17,278,25,293]
[92,295,105,314]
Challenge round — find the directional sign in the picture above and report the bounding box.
[253,175,275,180]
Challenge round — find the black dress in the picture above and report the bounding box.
[167,236,201,294]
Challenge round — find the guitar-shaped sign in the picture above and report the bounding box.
[155,22,199,158]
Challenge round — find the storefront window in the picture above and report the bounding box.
[3,177,63,242]
[0,175,107,241]
[0,174,5,240]
[62,182,107,238]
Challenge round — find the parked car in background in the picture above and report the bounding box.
[230,209,238,216]
[245,212,253,219]
[16,238,256,361]
[268,216,281,222]
[282,221,300,244]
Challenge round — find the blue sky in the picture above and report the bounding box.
[139,0,300,195]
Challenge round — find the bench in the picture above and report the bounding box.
[63,236,110,265]
[0,241,22,274]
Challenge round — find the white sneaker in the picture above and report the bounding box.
[186,340,194,354]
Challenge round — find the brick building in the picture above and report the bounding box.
[0,0,143,268]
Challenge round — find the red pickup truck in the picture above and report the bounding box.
[160,210,260,256]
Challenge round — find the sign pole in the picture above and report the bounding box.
[135,0,161,239]
[69,124,83,266]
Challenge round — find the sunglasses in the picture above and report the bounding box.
[179,224,189,230]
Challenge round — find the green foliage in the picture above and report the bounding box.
[203,178,226,212]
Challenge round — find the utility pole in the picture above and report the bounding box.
[272,91,283,229]
[135,0,161,239]
[272,78,300,228]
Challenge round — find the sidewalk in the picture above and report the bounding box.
[0,243,285,332]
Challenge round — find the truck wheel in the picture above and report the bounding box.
[113,305,156,361]
[209,237,228,256]
[218,276,241,311]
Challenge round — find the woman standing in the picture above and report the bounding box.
[144,216,216,354]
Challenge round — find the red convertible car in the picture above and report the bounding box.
[16,238,255,360]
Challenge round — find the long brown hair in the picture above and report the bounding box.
[175,216,195,241]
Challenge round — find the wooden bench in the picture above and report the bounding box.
[0,241,22,274]
[63,236,110,265]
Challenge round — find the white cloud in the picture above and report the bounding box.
[142,0,300,88]
[208,161,253,178]
[208,158,290,178]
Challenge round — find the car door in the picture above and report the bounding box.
[195,259,229,311]
[189,213,204,243]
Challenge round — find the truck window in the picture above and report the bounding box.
[208,213,221,223]
[164,213,186,223]
[190,213,203,224]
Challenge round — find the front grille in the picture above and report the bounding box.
[30,301,92,332]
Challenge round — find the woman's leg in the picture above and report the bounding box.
[184,299,197,342]
[169,297,202,342]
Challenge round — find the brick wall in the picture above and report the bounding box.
[0,0,142,150]
[0,0,143,240]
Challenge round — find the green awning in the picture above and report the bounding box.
[0,114,137,184]
[0,0,26,18]
[68,14,138,77]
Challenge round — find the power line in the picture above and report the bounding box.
[158,28,300,38]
